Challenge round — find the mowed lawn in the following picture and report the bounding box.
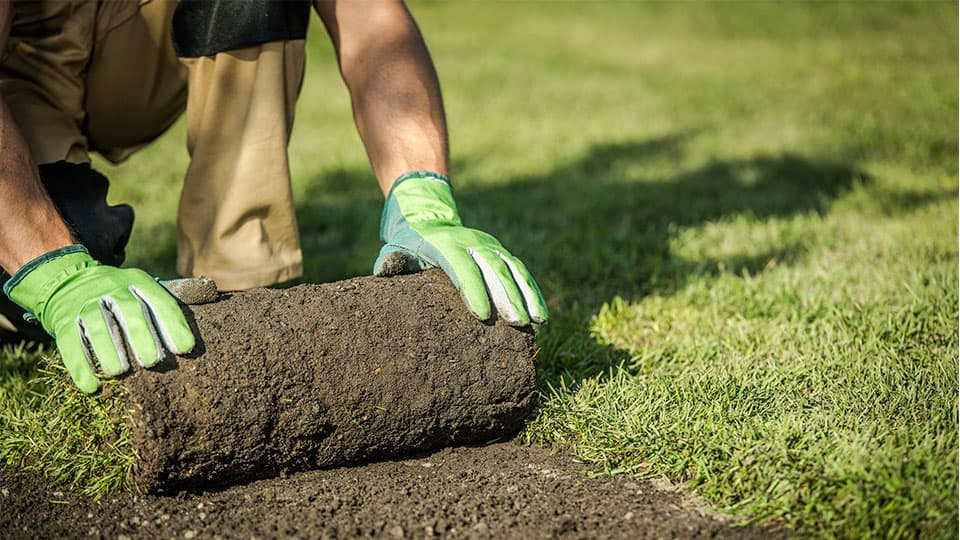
[1,2,957,538]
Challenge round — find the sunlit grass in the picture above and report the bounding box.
[0,346,136,496]
[527,190,957,537]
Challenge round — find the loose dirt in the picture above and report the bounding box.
[1,442,788,539]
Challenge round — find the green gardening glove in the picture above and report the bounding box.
[3,245,196,393]
[374,171,547,326]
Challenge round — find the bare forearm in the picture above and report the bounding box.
[0,3,71,274]
[0,3,73,275]
[0,98,74,274]
[316,0,449,195]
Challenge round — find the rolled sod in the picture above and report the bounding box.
[122,270,537,493]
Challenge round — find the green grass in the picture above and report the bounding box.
[0,346,136,495]
[0,2,956,538]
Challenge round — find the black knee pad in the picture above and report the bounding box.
[0,162,134,341]
[172,0,311,58]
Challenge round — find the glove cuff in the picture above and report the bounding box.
[386,170,453,198]
[3,245,96,319]
[380,171,461,242]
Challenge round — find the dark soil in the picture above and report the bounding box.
[125,271,537,492]
[0,442,788,539]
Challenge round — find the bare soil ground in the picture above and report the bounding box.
[1,442,788,539]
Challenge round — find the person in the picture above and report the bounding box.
[0,0,547,393]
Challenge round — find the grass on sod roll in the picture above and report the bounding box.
[0,2,957,537]
[0,346,135,496]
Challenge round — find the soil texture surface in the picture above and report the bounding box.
[1,442,788,539]
[125,270,537,492]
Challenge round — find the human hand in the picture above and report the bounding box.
[3,245,196,393]
[373,172,547,326]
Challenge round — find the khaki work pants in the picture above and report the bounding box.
[0,0,306,290]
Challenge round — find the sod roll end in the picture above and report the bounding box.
[123,270,538,492]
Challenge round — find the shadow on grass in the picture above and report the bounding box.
[455,136,873,386]
[129,133,950,390]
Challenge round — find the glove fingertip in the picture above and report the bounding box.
[166,325,196,356]
[128,284,197,356]
[493,250,547,325]
[66,365,99,393]
[178,331,197,355]
[77,378,100,394]
[507,307,530,327]
[57,334,100,393]
[539,302,550,323]
[529,296,549,324]
[137,350,162,368]
[463,292,491,322]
